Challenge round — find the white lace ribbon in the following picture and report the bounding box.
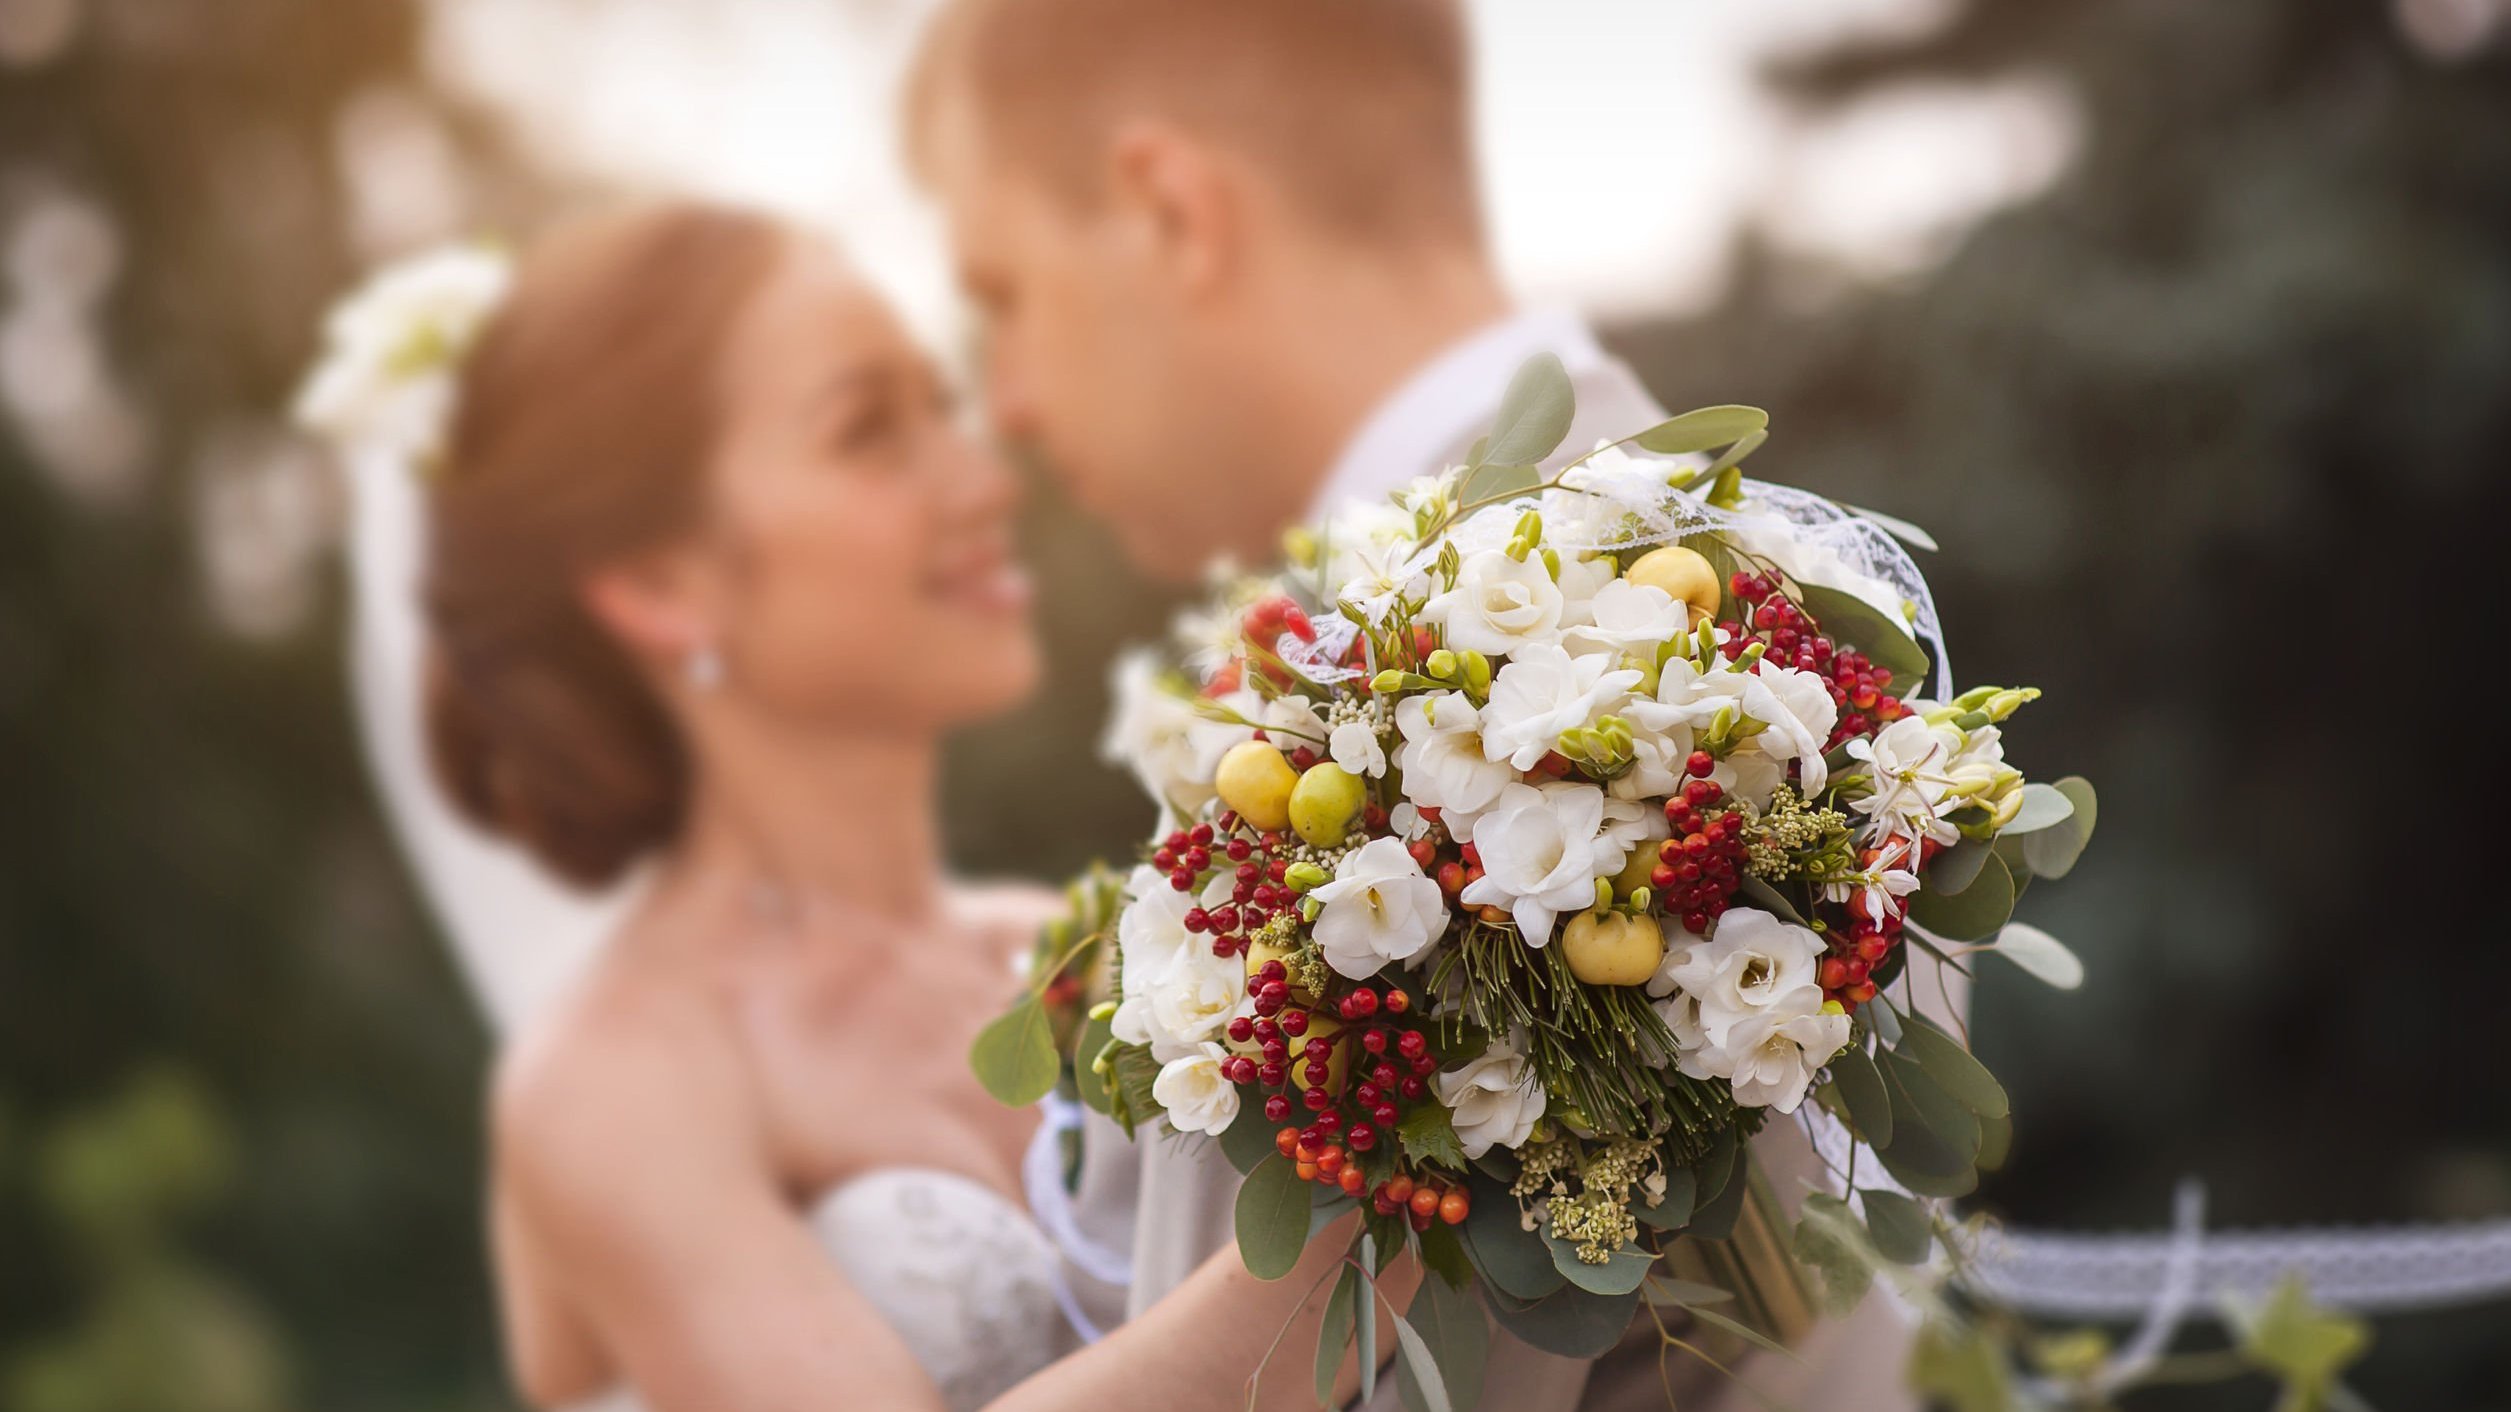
[1023,1094,1132,1344]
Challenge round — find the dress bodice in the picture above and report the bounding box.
[562,1166,1075,1412]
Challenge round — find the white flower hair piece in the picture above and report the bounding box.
[292,244,513,474]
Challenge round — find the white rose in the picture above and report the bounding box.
[1562,578,1688,659]
[1309,837,1449,978]
[1393,693,1517,826]
[1420,547,1564,656]
[1478,643,1641,772]
[1111,867,1237,1057]
[1153,1043,1244,1135]
[1101,652,1254,817]
[1461,782,1634,945]
[1430,1035,1548,1158]
[1144,946,1248,1059]
[1330,720,1388,779]
[1717,992,1850,1114]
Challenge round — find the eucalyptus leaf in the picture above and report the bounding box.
[1859,1189,1933,1265]
[1843,503,1939,552]
[1417,1220,1475,1289]
[1457,461,1540,507]
[1070,1009,1117,1115]
[1983,920,2086,990]
[1880,1050,1981,1159]
[1479,354,1575,468]
[1875,1061,1980,1198]
[1641,1276,1733,1307]
[1234,1153,1313,1280]
[1866,994,1905,1046]
[1796,583,1929,685]
[1637,404,1768,457]
[2020,776,2098,879]
[1684,1304,1800,1362]
[1899,1015,2010,1119]
[1356,1239,1380,1405]
[1462,1176,1565,1300]
[1215,1086,1282,1174]
[1691,1126,1740,1209]
[1317,1266,1360,1406]
[1483,1283,1643,1360]
[1401,1266,1487,1412]
[1687,1147,1751,1241]
[1827,1044,1895,1147]
[1926,837,1994,897]
[1388,1309,1455,1412]
[1998,782,2077,836]
[1547,1236,1658,1296]
[1906,851,2015,941]
[1975,1112,2013,1172]
[1700,427,1770,480]
[1635,1166,1696,1230]
[1792,1194,1877,1316]
[968,997,1058,1106]
[1735,875,1811,927]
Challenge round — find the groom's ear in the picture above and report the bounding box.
[1105,122,1238,298]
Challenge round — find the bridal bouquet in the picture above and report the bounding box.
[977,355,2097,1409]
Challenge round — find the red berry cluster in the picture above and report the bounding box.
[1240,595,1316,688]
[1650,755,1751,934]
[1273,1129,1473,1228]
[1813,839,1942,1009]
[1721,572,1908,750]
[1166,815,1295,955]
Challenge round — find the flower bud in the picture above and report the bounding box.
[1461,650,1492,694]
[1426,649,1459,680]
[1283,861,1331,893]
[1370,668,1405,694]
[1593,878,1615,913]
[1087,999,1119,1022]
[1541,547,1561,580]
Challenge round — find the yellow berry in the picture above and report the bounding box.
[1215,740,1298,831]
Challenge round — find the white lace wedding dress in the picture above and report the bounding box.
[561,1164,1078,1412]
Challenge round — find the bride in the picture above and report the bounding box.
[319,203,1404,1412]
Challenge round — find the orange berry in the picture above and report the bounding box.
[1297,1161,1320,1182]
[1384,1175,1416,1205]
[1384,988,1412,1015]
[1439,1189,1470,1225]
[1339,1165,1367,1196]
[1295,1141,1320,1164]
[1409,1186,1442,1220]
[1317,1149,1346,1177]
[1275,1127,1299,1158]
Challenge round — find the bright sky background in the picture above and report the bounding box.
[418,0,2078,345]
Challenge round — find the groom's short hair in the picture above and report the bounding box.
[906,0,1482,246]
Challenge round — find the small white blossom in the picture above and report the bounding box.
[1393,693,1517,828]
[1562,579,1688,659]
[1430,1033,1548,1158]
[1153,1043,1243,1135]
[1101,653,1255,818]
[1330,721,1388,779]
[1309,837,1448,978]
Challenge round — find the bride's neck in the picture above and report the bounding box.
[673,715,945,923]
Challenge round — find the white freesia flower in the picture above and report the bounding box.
[1330,720,1388,779]
[1145,946,1248,1057]
[1625,654,1757,737]
[1552,551,1619,628]
[1393,693,1517,826]
[1717,992,1850,1114]
[1102,652,1255,817]
[1419,547,1564,656]
[1649,908,1824,1026]
[1110,868,1241,1060]
[1153,1043,1243,1135]
[1844,714,1963,846]
[1328,505,1433,627]
[293,245,511,468]
[1461,782,1636,944]
[1429,1034,1547,1158]
[1478,643,1641,772]
[1309,837,1448,978]
[1822,836,1921,924]
[1741,660,1840,797]
[1561,579,1689,660]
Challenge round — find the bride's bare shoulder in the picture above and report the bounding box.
[490,950,758,1207]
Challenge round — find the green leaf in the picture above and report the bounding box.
[2020,776,2098,879]
[1907,852,2015,941]
[1399,1276,1484,1412]
[1899,1015,2010,1119]
[1700,427,1770,480]
[1458,461,1540,507]
[1234,1153,1313,1280]
[1926,837,1994,897]
[1827,1044,1895,1147]
[1397,1103,1469,1173]
[1692,1125,1740,1208]
[2235,1276,2373,1398]
[1547,1236,1658,1296]
[1417,1219,1475,1289]
[1843,502,1938,552]
[1483,1283,1643,1360]
[1356,1236,1380,1404]
[1217,1084,1281,1174]
[1983,920,2085,990]
[1860,1190,1933,1265]
[1070,1010,1118,1115]
[1865,994,1905,1047]
[1637,404,1769,457]
[1317,1266,1360,1406]
[1880,1050,1980,1160]
[1479,353,1576,468]
[1643,1276,1735,1307]
[1684,1304,1801,1362]
[1796,582,1929,685]
[1735,875,1811,927]
[1911,1321,2014,1412]
[1975,1112,2013,1172]
[1635,1166,1696,1230]
[968,997,1058,1107]
[1792,1194,1877,1317]
[1998,782,2077,835]
[1687,1146,1751,1241]
[1461,1175,1565,1300]
[1875,1061,1980,1199]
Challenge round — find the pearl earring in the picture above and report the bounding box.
[684,643,725,692]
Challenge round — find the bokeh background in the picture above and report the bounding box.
[3,1,2506,1409]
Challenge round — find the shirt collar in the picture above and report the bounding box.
[1311,306,1611,515]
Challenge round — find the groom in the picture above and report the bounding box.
[909,3,1925,1407]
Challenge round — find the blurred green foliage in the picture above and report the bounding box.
[1,3,2504,1412]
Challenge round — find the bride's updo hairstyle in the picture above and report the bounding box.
[422,204,784,887]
